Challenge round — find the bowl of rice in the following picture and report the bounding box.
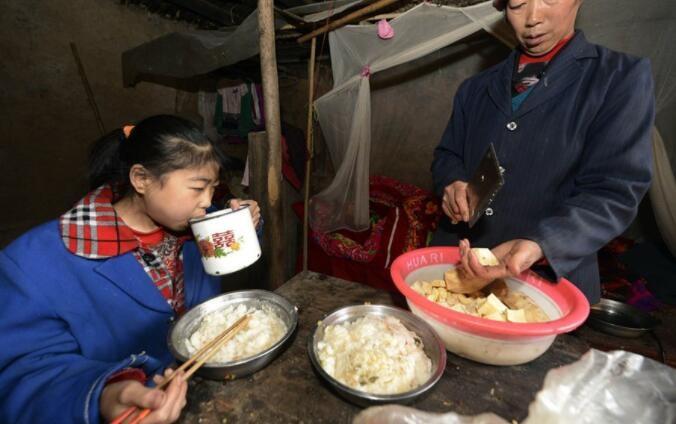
[308,304,446,406]
[390,247,590,366]
[168,290,297,379]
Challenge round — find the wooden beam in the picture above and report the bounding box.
[166,0,243,25]
[302,37,316,272]
[248,131,270,285]
[297,0,401,43]
[257,0,285,288]
[273,6,310,30]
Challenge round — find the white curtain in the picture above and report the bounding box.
[311,2,513,233]
[651,128,676,257]
[311,0,676,257]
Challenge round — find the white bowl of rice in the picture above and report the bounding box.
[168,290,298,379]
[308,304,446,406]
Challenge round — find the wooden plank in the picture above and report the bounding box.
[257,0,285,288]
[247,131,270,287]
[302,37,316,272]
[571,304,676,367]
[69,43,105,136]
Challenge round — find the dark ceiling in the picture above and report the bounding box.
[120,0,487,29]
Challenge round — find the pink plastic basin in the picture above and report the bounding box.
[390,247,590,365]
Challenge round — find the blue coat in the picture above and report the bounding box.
[431,32,655,303]
[0,220,220,424]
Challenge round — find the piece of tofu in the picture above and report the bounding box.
[451,304,467,314]
[478,293,508,316]
[472,248,500,266]
[506,309,528,323]
[484,311,507,322]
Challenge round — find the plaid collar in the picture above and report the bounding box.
[60,185,142,259]
[61,185,191,313]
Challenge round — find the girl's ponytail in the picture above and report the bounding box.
[88,128,127,190]
[86,115,223,196]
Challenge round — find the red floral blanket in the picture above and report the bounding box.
[312,176,442,266]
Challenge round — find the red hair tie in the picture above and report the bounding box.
[122,125,135,138]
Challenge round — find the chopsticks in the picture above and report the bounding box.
[111,314,250,424]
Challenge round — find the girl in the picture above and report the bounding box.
[0,115,261,423]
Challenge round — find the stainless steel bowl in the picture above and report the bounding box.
[168,290,298,380]
[308,304,446,407]
[587,298,660,338]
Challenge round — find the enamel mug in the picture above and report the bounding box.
[189,205,261,275]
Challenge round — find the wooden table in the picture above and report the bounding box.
[571,304,676,367]
[181,272,590,423]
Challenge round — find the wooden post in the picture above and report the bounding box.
[302,37,316,272]
[70,42,106,136]
[248,132,269,224]
[248,131,270,286]
[257,1,285,288]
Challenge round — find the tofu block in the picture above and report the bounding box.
[478,293,508,316]
[506,309,528,323]
[451,304,467,314]
[484,311,507,322]
[471,248,500,266]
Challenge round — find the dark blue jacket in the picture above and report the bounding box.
[431,31,654,303]
[0,221,220,423]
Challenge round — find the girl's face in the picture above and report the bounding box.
[143,162,220,231]
[506,0,581,56]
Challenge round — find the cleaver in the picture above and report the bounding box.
[466,143,504,228]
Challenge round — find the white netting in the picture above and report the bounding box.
[310,0,676,252]
[311,1,511,232]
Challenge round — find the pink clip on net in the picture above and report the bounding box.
[377,19,394,40]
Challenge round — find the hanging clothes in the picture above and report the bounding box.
[218,84,249,114]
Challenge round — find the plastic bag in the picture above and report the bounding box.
[353,350,676,424]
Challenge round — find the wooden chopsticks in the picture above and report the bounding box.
[110,314,250,424]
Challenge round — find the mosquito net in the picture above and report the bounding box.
[311,1,511,233]
[310,0,676,255]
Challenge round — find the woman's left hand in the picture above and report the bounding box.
[458,238,544,283]
[491,239,544,276]
[230,199,261,228]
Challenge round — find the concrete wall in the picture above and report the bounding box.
[0,0,196,246]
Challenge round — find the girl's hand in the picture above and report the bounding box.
[100,369,187,424]
[230,199,261,228]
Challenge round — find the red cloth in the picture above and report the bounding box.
[105,368,147,386]
[598,237,659,311]
[295,176,442,291]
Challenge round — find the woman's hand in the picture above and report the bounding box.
[457,238,543,286]
[491,239,544,276]
[230,199,261,228]
[458,239,507,287]
[442,181,469,224]
[100,369,187,424]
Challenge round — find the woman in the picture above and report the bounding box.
[431,0,654,303]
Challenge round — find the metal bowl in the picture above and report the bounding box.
[587,298,660,338]
[308,304,446,407]
[168,290,298,380]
